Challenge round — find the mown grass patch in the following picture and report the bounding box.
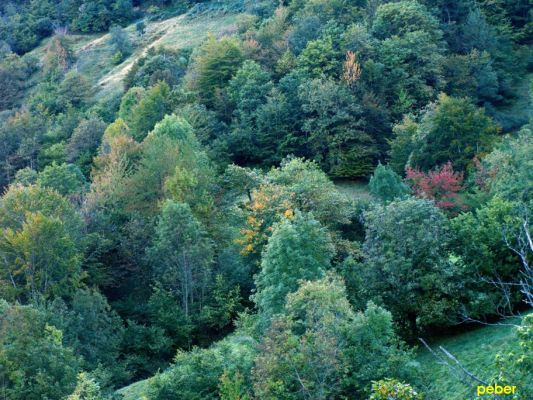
[417,318,524,399]
[334,180,371,200]
[117,377,152,400]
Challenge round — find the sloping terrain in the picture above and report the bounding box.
[28,11,239,101]
[117,378,151,400]
[417,319,523,399]
[116,320,522,400]
[91,13,238,97]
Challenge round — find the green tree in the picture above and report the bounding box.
[372,1,441,40]
[0,211,82,302]
[147,201,213,318]
[226,60,274,164]
[253,274,353,400]
[343,302,416,396]
[13,166,38,185]
[124,47,189,89]
[388,116,418,174]
[48,289,125,374]
[369,162,410,203]
[409,93,499,172]
[136,21,146,36]
[0,110,47,174]
[109,25,132,63]
[60,71,93,108]
[443,49,499,104]
[376,30,444,116]
[0,301,80,400]
[253,211,334,319]
[118,86,145,122]
[360,198,459,334]
[369,379,423,400]
[450,198,522,317]
[67,372,106,400]
[288,15,321,55]
[67,116,107,174]
[188,35,244,108]
[299,77,379,177]
[148,333,257,400]
[0,184,82,236]
[253,275,413,399]
[37,162,86,197]
[147,286,192,349]
[371,1,445,116]
[238,158,353,264]
[0,52,29,110]
[199,274,242,334]
[123,114,209,219]
[0,185,84,302]
[219,370,250,400]
[128,81,172,141]
[296,36,340,79]
[113,0,134,24]
[481,128,532,202]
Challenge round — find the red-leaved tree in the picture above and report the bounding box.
[406,162,467,214]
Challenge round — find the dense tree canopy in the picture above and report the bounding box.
[0,0,531,398]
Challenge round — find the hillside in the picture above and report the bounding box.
[27,10,239,101]
[417,320,525,400]
[0,1,531,399]
[116,321,523,400]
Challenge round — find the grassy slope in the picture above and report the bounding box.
[117,378,151,400]
[335,180,371,200]
[27,12,238,102]
[417,320,523,399]
[91,13,238,99]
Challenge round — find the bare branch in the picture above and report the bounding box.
[438,346,488,385]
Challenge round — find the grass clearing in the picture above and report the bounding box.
[334,180,371,200]
[117,378,152,400]
[26,11,239,103]
[92,12,238,98]
[416,318,524,399]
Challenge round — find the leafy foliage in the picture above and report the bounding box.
[408,94,500,172]
[369,378,423,400]
[253,211,334,319]
[406,162,466,214]
[253,275,414,399]
[369,162,410,203]
[0,0,530,397]
[359,198,460,334]
[0,301,81,400]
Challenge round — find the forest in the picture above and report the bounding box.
[0,0,532,399]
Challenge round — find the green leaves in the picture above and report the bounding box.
[369,163,410,203]
[147,201,213,318]
[0,211,82,302]
[0,185,84,302]
[254,211,334,319]
[0,303,81,400]
[188,35,244,108]
[253,276,414,399]
[409,94,499,172]
[360,198,458,333]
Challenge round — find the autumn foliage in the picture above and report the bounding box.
[406,162,466,214]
